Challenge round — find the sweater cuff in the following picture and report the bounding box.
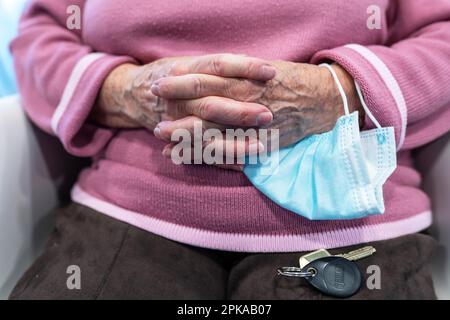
[50,53,136,157]
[311,44,407,150]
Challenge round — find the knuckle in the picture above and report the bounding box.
[223,81,235,97]
[156,81,168,95]
[192,76,203,96]
[245,61,257,76]
[211,57,225,75]
[199,99,214,118]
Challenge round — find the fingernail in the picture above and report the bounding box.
[151,83,160,95]
[154,121,171,140]
[248,141,265,155]
[153,127,161,139]
[157,121,170,128]
[256,112,273,126]
[260,65,276,80]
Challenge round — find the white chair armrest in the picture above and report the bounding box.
[0,95,86,299]
[416,132,450,300]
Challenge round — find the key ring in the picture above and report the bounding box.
[277,267,316,278]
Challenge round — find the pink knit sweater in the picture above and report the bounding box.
[11,0,450,252]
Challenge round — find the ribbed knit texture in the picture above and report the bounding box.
[10,0,450,251]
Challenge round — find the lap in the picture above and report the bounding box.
[10,203,438,300]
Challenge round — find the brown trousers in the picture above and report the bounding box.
[10,203,437,300]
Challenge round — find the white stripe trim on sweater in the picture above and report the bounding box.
[51,53,106,134]
[72,184,432,253]
[344,44,407,150]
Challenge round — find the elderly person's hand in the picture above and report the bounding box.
[152,61,364,167]
[90,54,277,130]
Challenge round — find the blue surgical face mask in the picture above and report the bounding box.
[243,64,397,220]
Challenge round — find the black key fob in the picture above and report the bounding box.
[301,256,362,298]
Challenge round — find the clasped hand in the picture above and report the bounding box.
[93,54,362,170]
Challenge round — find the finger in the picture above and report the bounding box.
[151,74,264,100]
[167,96,273,126]
[154,116,226,142]
[175,54,276,81]
[161,134,264,162]
[203,134,264,159]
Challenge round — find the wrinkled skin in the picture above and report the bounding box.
[92,55,363,170]
[252,61,360,147]
[91,54,276,130]
[151,61,363,168]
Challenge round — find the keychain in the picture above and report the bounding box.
[277,246,376,298]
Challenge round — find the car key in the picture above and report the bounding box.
[301,256,362,298]
[299,249,332,269]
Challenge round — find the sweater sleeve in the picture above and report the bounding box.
[10,0,136,157]
[311,0,450,151]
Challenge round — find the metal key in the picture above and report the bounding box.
[299,246,376,268]
[335,246,376,261]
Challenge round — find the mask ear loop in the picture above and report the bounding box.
[354,80,382,129]
[319,63,350,116]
